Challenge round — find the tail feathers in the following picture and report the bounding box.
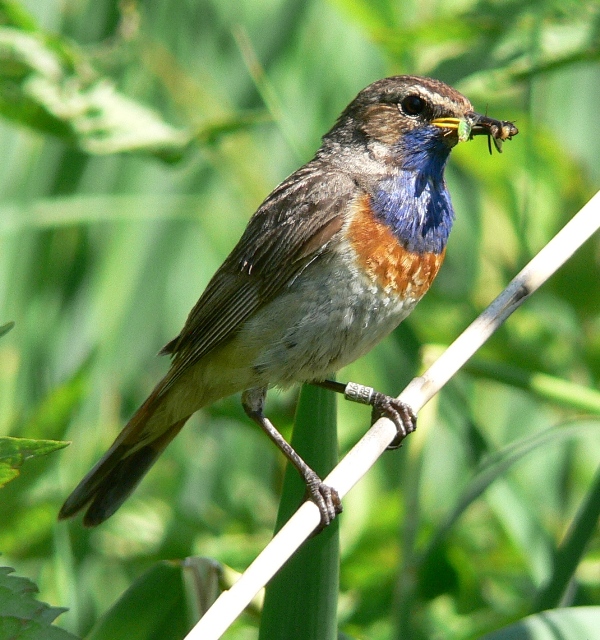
[59,418,188,526]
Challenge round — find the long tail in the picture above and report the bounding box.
[59,385,189,527]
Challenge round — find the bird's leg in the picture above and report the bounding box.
[312,379,417,449]
[241,387,342,527]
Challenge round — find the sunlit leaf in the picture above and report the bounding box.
[0,26,190,157]
[480,606,600,639]
[0,437,69,488]
[0,0,37,31]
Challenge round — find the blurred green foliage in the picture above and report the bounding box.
[0,565,78,639]
[0,0,599,638]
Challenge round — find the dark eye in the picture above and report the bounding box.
[400,95,427,117]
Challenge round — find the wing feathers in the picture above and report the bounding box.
[161,163,356,389]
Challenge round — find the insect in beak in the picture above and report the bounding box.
[432,113,518,153]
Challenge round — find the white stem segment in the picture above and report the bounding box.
[185,190,600,640]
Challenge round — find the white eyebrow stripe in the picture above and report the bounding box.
[410,86,471,113]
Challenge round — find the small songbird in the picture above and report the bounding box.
[59,75,517,527]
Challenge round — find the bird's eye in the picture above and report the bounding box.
[400,95,427,117]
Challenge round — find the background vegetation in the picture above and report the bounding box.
[1,0,600,638]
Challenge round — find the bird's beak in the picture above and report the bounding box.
[431,112,518,152]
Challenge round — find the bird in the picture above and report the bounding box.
[59,75,518,528]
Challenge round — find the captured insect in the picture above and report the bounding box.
[432,113,518,153]
[458,118,472,143]
[485,120,518,153]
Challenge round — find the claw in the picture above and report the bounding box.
[304,470,342,531]
[338,381,417,449]
[370,392,417,449]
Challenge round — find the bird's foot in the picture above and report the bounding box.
[242,387,342,531]
[369,392,417,449]
[303,469,342,533]
[342,381,417,449]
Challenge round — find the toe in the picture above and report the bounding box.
[306,482,343,532]
[370,393,417,449]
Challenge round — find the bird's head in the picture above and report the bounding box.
[324,75,518,169]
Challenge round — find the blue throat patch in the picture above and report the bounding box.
[370,127,455,254]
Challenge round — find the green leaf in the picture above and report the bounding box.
[479,606,600,639]
[0,0,38,31]
[0,24,190,158]
[467,359,600,414]
[0,321,14,338]
[0,436,69,488]
[0,565,79,639]
[422,421,600,559]
[85,560,191,640]
[259,383,339,640]
[534,463,600,611]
